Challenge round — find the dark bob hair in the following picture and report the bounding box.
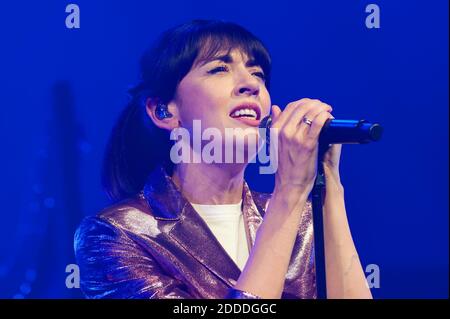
[102,19,272,202]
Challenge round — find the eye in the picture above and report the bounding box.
[207,65,229,74]
[252,71,266,81]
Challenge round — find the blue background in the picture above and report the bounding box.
[0,0,447,298]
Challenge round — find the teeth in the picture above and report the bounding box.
[232,108,257,118]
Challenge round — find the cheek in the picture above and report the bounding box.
[180,81,229,119]
[176,83,204,121]
[175,89,226,135]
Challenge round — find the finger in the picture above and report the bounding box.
[299,100,330,122]
[323,144,342,168]
[307,111,334,140]
[302,101,332,126]
[296,101,332,137]
[271,98,311,129]
[281,101,319,139]
[271,105,282,123]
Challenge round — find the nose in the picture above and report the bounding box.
[233,70,260,97]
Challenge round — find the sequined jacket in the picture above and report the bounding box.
[74,166,316,299]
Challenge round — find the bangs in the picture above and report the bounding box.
[192,28,272,86]
[139,20,272,103]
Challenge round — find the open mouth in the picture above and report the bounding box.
[229,103,261,122]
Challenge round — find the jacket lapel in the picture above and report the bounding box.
[243,183,265,248]
[143,166,266,287]
[169,203,242,287]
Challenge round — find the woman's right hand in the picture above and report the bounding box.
[270,98,334,197]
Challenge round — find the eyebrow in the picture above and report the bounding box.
[196,53,261,68]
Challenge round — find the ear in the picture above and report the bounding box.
[145,97,180,131]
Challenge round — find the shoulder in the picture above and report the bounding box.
[74,193,158,247]
[97,193,152,223]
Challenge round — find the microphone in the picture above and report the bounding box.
[259,116,383,144]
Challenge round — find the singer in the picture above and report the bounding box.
[74,20,372,299]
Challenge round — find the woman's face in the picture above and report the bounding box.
[171,48,271,162]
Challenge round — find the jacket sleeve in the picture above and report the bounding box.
[74,216,195,299]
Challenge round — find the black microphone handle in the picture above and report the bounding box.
[259,116,383,145]
[320,119,383,144]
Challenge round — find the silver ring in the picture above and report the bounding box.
[302,117,313,126]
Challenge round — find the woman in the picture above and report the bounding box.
[74,20,372,299]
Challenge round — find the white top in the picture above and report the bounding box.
[190,200,249,271]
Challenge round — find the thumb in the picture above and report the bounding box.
[271,105,282,122]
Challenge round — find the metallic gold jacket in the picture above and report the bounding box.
[74,166,316,299]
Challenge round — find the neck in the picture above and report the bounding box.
[172,162,246,205]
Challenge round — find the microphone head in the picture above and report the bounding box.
[369,123,383,141]
[259,115,272,130]
[258,115,272,147]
